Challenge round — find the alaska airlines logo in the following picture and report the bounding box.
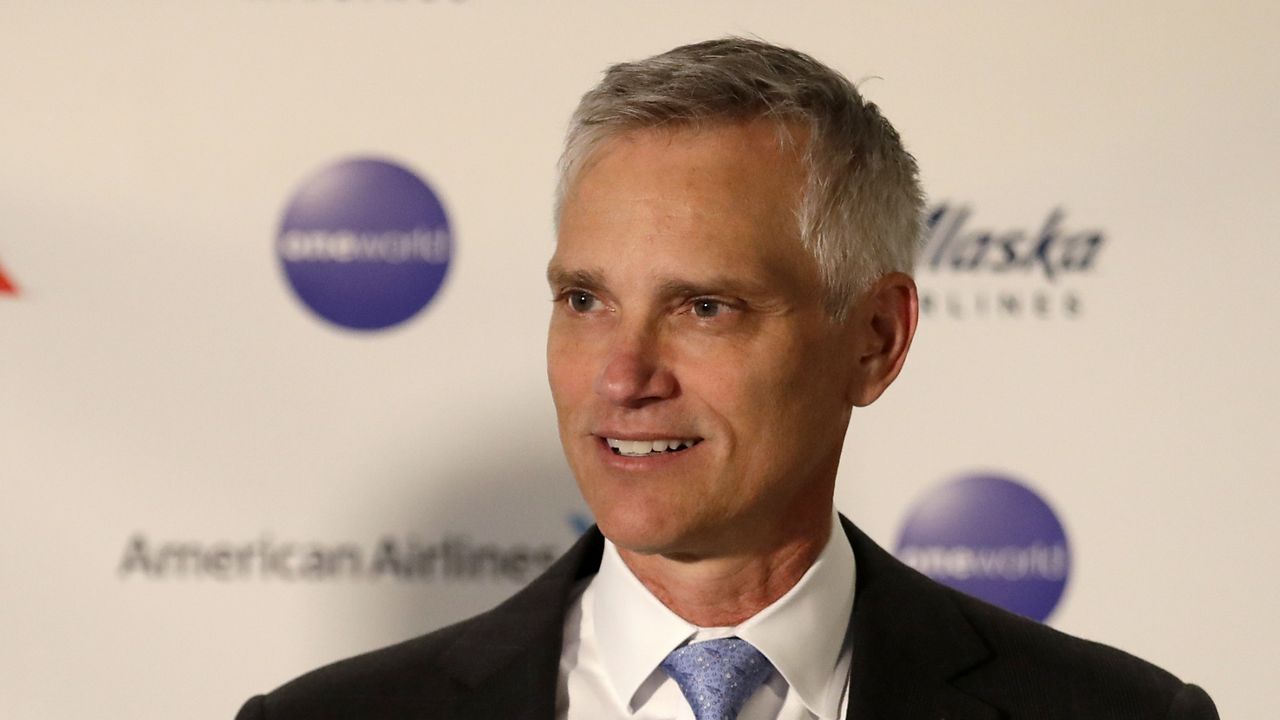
[917,203,1106,320]
[0,259,18,296]
[922,205,1104,280]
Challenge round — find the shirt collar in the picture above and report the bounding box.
[590,514,856,719]
[592,539,698,712]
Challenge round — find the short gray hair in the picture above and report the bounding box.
[556,37,923,320]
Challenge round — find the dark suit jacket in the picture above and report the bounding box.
[236,518,1217,719]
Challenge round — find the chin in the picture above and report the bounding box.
[592,503,693,556]
[594,500,731,558]
[570,452,722,555]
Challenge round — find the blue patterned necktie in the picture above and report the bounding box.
[660,637,775,720]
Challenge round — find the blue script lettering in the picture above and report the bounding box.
[923,204,1104,281]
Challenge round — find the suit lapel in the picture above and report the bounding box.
[431,520,1000,720]
[438,528,604,720]
[840,517,1000,720]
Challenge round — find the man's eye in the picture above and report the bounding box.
[691,298,725,318]
[567,291,598,313]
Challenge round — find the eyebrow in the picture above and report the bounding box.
[546,266,605,292]
[547,265,772,301]
[653,276,770,299]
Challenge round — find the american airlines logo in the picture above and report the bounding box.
[118,533,558,583]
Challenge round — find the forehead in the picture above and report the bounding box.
[553,121,814,286]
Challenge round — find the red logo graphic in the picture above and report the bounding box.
[0,260,18,296]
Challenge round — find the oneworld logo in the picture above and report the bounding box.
[895,473,1070,622]
[277,157,452,330]
[917,203,1105,320]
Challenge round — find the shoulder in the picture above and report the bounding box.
[840,517,1216,719]
[234,616,477,720]
[944,584,1218,719]
[234,528,603,720]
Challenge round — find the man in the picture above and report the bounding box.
[237,38,1217,720]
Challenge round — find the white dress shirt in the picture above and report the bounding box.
[556,514,855,720]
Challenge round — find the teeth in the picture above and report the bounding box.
[605,438,698,456]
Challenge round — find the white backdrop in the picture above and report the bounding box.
[1,2,1276,718]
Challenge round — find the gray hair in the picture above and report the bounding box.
[555,37,923,320]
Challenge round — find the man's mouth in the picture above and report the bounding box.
[603,437,702,457]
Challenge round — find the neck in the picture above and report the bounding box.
[616,510,834,627]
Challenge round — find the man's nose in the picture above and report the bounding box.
[593,323,677,407]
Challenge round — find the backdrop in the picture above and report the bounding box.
[1,2,1275,718]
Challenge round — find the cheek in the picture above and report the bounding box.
[709,344,832,452]
[681,351,793,451]
[547,322,589,403]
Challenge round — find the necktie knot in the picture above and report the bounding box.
[660,637,775,720]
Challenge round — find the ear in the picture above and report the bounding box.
[845,272,918,407]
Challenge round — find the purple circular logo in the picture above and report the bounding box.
[277,157,452,331]
[895,473,1070,622]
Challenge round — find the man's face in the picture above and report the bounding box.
[547,121,860,558]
